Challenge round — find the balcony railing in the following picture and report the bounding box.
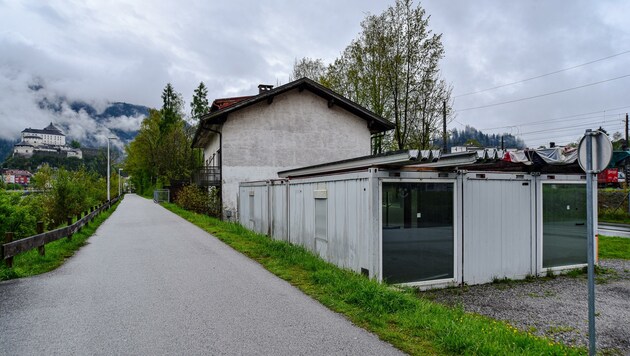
[194,166,220,187]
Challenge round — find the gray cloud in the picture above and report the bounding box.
[1,0,628,148]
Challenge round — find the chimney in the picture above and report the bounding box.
[258,84,274,93]
[549,142,555,148]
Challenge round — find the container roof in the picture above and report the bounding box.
[278,147,585,178]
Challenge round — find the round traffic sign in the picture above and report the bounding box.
[577,130,613,173]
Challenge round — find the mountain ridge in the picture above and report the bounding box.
[1,99,150,162]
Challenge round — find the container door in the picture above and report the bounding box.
[382,182,455,284]
[542,183,587,268]
[463,176,533,284]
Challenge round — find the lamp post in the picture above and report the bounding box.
[118,168,123,197]
[107,137,117,201]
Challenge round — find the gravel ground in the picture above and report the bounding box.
[420,260,630,355]
[422,260,630,355]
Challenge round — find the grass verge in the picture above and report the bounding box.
[599,235,630,260]
[163,202,585,355]
[0,199,122,281]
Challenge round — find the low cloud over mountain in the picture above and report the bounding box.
[0,71,148,151]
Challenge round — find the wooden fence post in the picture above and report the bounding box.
[67,217,73,240]
[37,222,45,256]
[76,213,82,232]
[4,232,14,268]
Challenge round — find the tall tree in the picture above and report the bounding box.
[125,84,201,194]
[161,83,184,131]
[290,58,326,82]
[190,82,210,120]
[297,0,452,152]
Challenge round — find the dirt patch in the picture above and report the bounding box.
[420,260,630,355]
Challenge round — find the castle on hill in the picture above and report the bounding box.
[13,122,82,159]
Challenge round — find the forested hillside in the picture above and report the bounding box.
[448,126,525,149]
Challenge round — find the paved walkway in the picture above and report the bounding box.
[0,194,402,355]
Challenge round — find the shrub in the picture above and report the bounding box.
[175,185,221,217]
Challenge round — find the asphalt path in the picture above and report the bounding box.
[598,222,630,238]
[0,194,403,355]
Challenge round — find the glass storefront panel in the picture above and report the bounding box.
[382,182,454,283]
[543,183,587,268]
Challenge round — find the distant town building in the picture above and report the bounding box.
[2,169,33,185]
[13,122,82,159]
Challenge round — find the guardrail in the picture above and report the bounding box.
[1,195,122,268]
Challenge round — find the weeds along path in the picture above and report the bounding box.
[0,194,401,355]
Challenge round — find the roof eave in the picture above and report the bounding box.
[196,77,394,135]
[191,117,225,148]
[278,150,420,178]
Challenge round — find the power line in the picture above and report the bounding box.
[522,125,624,143]
[453,49,630,98]
[525,127,624,147]
[479,105,630,131]
[456,74,630,112]
[518,121,622,137]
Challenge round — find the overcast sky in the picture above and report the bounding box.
[1,0,629,148]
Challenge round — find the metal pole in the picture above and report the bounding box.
[585,129,596,356]
[107,139,110,201]
[625,113,629,189]
[442,100,447,153]
[118,169,122,197]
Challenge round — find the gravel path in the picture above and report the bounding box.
[421,260,630,354]
[0,194,403,355]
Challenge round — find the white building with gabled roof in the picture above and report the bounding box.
[13,122,82,159]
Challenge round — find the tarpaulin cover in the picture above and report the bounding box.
[608,151,630,168]
[503,147,578,165]
[534,147,578,165]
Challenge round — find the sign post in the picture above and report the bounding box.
[577,129,613,356]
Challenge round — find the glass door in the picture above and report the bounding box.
[542,183,587,268]
[382,182,454,284]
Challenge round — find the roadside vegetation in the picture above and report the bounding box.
[0,198,122,281]
[163,202,585,355]
[1,164,117,238]
[1,164,122,281]
[598,188,630,224]
[599,235,630,260]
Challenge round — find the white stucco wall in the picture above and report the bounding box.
[203,134,220,166]
[13,145,33,157]
[219,89,372,217]
[22,132,65,146]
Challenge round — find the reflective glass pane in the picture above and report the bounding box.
[543,183,587,268]
[382,182,454,283]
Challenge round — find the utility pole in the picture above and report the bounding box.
[626,113,629,188]
[442,100,447,154]
[625,113,628,149]
[501,136,504,150]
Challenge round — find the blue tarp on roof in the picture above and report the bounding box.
[608,151,630,168]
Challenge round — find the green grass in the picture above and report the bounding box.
[599,235,630,260]
[0,199,122,281]
[163,202,585,356]
[598,209,630,224]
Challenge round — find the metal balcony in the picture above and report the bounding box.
[193,166,220,187]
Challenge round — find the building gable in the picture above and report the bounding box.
[192,77,394,148]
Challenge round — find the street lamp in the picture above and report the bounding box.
[107,137,117,201]
[118,168,123,197]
